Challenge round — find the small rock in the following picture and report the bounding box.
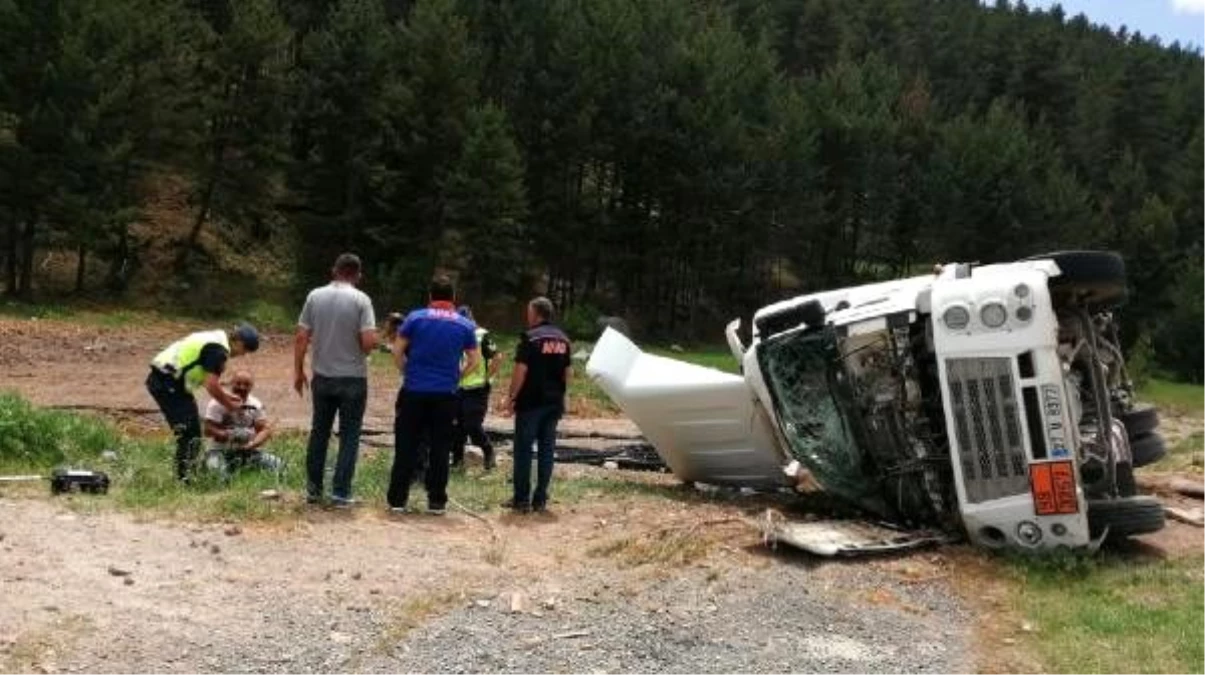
[602,461,619,471]
[123,577,134,586]
[329,632,352,644]
[475,599,492,609]
[369,588,382,595]
[0,533,5,542]
[209,545,221,555]
[100,450,119,462]
[510,592,528,614]
[1003,638,1017,646]
[1021,621,1037,633]
[107,566,132,577]
[260,490,281,501]
[189,541,198,548]
[541,598,558,611]
[42,605,60,613]
[224,526,241,537]
[351,572,362,581]
[670,344,685,353]
[531,610,544,618]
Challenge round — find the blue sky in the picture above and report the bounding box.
[1026,0,1205,49]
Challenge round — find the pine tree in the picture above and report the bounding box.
[440,103,528,304]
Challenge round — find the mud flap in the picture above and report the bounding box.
[758,512,951,557]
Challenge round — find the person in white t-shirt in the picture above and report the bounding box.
[202,370,282,477]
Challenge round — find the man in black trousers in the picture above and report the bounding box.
[386,276,480,515]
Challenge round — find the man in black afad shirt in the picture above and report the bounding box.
[505,297,572,513]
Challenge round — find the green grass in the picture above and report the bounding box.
[1138,379,1204,418]
[1007,551,1205,674]
[0,392,682,522]
[1162,432,1205,473]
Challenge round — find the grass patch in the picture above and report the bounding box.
[588,526,716,568]
[1161,432,1205,473]
[1138,379,1204,418]
[373,589,466,654]
[1006,551,1205,674]
[0,392,685,522]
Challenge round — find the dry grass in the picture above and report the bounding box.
[587,518,740,568]
[373,589,468,654]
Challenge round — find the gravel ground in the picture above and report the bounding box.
[1,493,970,674]
[375,565,968,674]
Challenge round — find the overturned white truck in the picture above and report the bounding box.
[587,251,1166,551]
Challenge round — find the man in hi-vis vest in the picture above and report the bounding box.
[452,306,501,471]
[146,324,260,481]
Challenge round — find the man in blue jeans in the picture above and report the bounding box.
[505,297,572,513]
[386,275,480,515]
[294,253,379,507]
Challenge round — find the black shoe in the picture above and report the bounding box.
[532,502,548,514]
[483,455,497,472]
[503,499,531,514]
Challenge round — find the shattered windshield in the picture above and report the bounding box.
[758,329,888,515]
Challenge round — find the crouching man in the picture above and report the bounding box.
[202,370,283,478]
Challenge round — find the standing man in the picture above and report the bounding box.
[505,297,572,513]
[295,253,378,507]
[387,275,480,515]
[451,305,501,471]
[146,324,260,482]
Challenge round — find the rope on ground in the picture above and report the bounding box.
[448,496,500,542]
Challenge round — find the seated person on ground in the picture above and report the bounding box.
[202,370,283,477]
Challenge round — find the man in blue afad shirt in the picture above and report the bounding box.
[387,275,480,515]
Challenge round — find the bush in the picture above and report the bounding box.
[561,302,601,340]
[0,393,120,466]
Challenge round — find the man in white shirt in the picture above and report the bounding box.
[202,370,282,477]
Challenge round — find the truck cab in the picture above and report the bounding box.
[587,251,1165,551]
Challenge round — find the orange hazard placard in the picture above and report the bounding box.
[1030,461,1079,516]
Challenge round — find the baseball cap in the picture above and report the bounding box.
[233,323,260,352]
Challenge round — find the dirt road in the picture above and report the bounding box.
[0,317,637,438]
[0,496,971,673]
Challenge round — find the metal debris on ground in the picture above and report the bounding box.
[1165,505,1205,527]
[756,509,950,557]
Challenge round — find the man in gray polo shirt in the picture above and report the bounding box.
[294,253,378,506]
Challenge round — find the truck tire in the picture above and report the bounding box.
[1088,496,1165,539]
[1130,432,1167,468]
[1026,250,1127,308]
[1117,403,1159,438]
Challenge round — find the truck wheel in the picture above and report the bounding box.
[1117,403,1160,438]
[1026,250,1127,308]
[1088,496,1165,539]
[1130,432,1167,468]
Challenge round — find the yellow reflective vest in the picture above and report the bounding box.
[459,327,490,390]
[151,330,229,392]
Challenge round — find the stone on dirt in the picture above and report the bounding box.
[107,565,132,577]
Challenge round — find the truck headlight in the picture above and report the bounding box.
[980,302,1007,328]
[943,306,970,330]
[1014,284,1030,299]
[1017,521,1043,546]
[1016,306,1033,322]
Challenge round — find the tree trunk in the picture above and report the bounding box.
[75,244,87,293]
[3,219,17,296]
[178,169,218,270]
[17,216,36,299]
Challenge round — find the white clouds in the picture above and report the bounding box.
[1171,0,1205,15]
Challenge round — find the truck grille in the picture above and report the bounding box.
[946,357,1029,503]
